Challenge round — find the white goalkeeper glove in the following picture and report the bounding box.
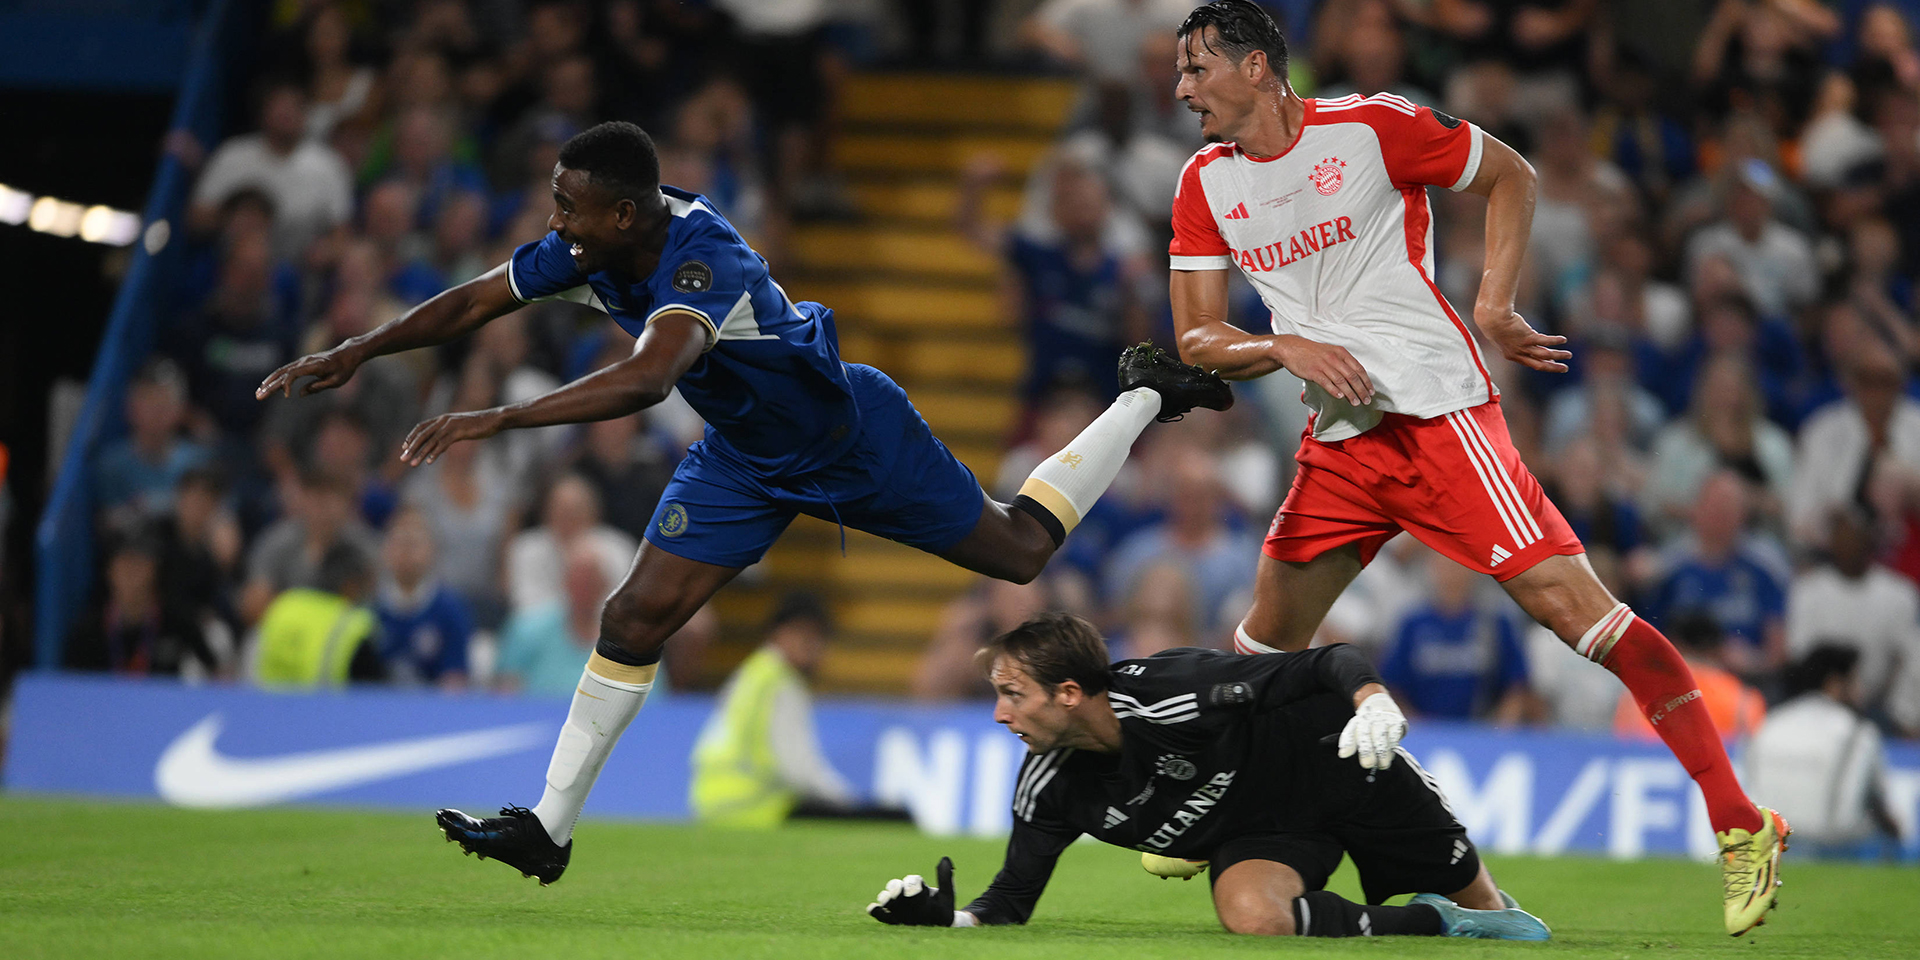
[1338,691,1408,771]
[867,856,968,927]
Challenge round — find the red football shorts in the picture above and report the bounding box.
[1264,400,1583,580]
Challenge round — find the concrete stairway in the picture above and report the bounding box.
[704,73,1076,694]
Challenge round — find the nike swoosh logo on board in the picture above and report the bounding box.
[153,713,550,808]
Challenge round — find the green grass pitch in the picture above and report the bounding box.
[3,796,1915,959]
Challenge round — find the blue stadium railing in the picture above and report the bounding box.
[32,0,238,669]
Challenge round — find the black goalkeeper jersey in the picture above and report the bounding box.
[963,644,1384,925]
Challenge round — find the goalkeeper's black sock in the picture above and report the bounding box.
[1292,891,1443,937]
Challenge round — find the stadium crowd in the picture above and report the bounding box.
[36,0,1920,780]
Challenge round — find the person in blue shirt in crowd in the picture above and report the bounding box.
[1379,546,1536,724]
[256,121,1230,885]
[1647,470,1789,678]
[370,507,472,689]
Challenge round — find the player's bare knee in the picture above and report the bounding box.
[1217,899,1294,936]
[598,588,674,657]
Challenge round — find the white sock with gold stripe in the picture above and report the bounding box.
[1017,388,1162,536]
[530,652,655,845]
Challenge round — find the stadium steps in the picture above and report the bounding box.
[707,72,1076,694]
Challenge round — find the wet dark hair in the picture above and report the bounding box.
[981,612,1111,695]
[557,121,661,203]
[1177,0,1289,77]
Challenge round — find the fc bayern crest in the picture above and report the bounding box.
[1311,156,1346,196]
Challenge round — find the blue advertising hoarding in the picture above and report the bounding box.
[7,674,1919,860]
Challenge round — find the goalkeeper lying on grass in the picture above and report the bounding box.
[866,613,1549,939]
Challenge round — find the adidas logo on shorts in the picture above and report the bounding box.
[1490,544,1511,567]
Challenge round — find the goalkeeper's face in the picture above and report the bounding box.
[989,656,1079,754]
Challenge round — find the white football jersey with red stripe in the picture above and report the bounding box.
[1170,93,1494,441]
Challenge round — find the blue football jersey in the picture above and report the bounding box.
[507,186,860,477]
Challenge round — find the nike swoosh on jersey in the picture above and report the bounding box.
[154,713,550,808]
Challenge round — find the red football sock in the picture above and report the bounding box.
[1578,604,1762,835]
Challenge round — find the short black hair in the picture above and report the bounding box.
[318,543,373,595]
[1178,0,1289,77]
[558,121,661,203]
[766,590,834,635]
[1786,643,1859,699]
[981,612,1111,696]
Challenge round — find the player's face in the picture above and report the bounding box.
[990,657,1075,754]
[1175,28,1258,143]
[548,165,627,273]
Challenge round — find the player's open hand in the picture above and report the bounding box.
[867,856,958,927]
[1274,334,1374,405]
[256,348,361,400]
[399,409,506,466]
[1339,691,1409,771]
[1475,309,1570,373]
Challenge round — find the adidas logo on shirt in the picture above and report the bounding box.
[1105,806,1130,829]
[1223,202,1249,220]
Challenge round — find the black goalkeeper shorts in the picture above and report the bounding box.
[1207,750,1481,905]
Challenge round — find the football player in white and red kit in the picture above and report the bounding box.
[1162,0,1787,937]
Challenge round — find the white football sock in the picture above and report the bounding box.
[1018,387,1162,534]
[530,653,654,845]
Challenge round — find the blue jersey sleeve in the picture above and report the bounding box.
[507,232,587,303]
[647,231,756,350]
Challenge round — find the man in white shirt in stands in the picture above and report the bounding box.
[1787,505,1920,731]
[1746,646,1904,855]
[188,80,353,261]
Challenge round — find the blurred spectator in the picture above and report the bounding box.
[296,4,378,146]
[1684,159,1819,319]
[1103,448,1259,642]
[401,368,517,619]
[959,149,1151,403]
[570,412,676,543]
[915,575,1088,701]
[1523,622,1623,731]
[1587,47,1696,204]
[690,592,859,827]
[1646,471,1789,675]
[1788,339,1920,548]
[506,473,636,615]
[1529,108,1635,310]
[1642,353,1793,538]
[64,534,216,680]
[710,0,848,219]
[1785,505,1920,724]
[1313,0,1434,104]
[371,507,474,689]
[91,358,210,533]
[1543,436,1646,569]
[1021,0,1195,85]
[1745,646,1904,853]
[167,229,303,444]
[188,80,354,261]
[491,55,598,190]
[1543,329,1666,454]
[497,544,607,697]
[371,107,489,229]
[240,470,380,626]
[252,542,382,687]
[1613,614,1766,741]
[1690,0,1835,138]
[1801,73,1885,191]
[153,467,243,643]
[1584,232,1691,355]
[1378,549,1538,724]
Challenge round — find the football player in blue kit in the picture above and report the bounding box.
[864,613,1551,940]
[256,121,1232,884]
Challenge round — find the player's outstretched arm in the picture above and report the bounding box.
[256,264,522,400]
[868,857,974,927]
[1171,269,1374,404]
[398,311,706,466]
[1459,136,1570,374]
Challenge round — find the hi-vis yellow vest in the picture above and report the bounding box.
[256,589,375,687]
[690,647,799,828]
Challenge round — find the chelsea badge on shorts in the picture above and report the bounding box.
[658,502,689,538]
